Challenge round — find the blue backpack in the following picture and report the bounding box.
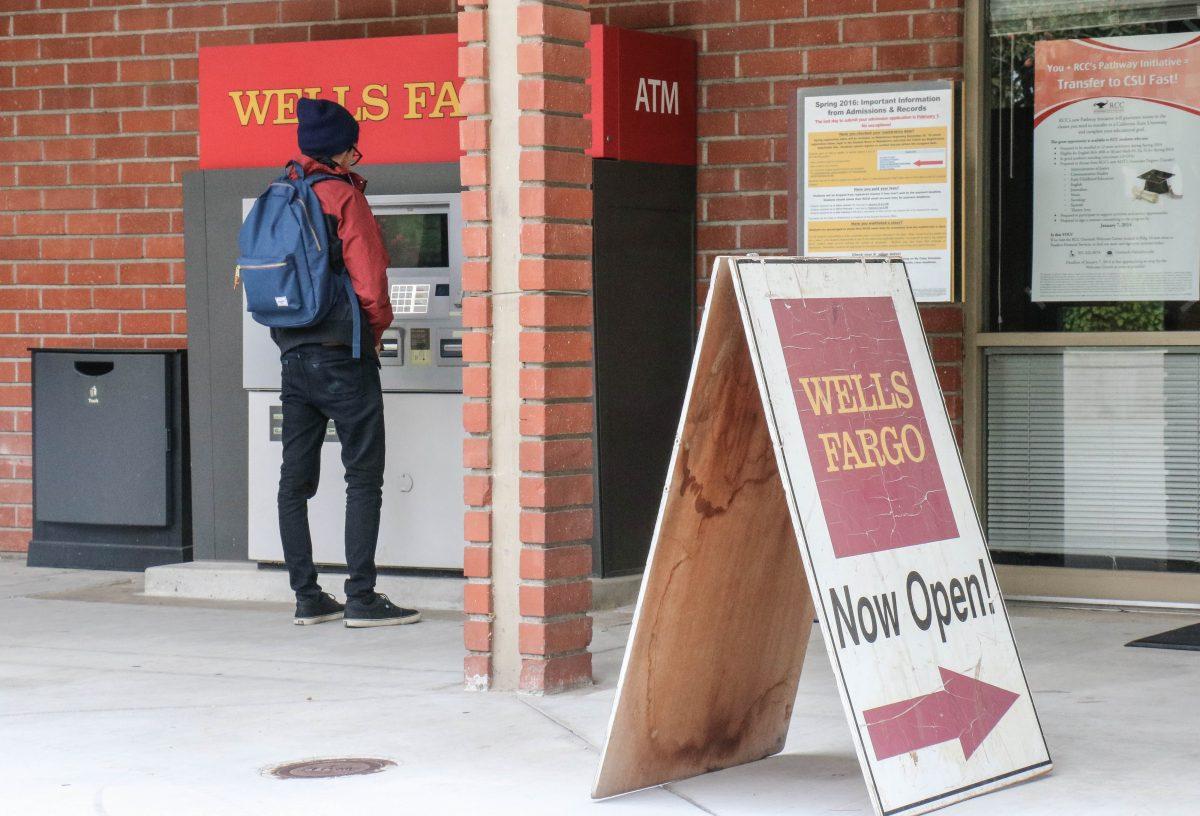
[236,160,362,358]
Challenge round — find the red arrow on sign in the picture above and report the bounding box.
[913,159,944,166]
[863,667,1019,761]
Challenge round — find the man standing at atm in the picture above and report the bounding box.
[275,98,420,628]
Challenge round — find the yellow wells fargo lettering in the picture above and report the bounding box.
[227,81,463,127]
[793,370,930,474]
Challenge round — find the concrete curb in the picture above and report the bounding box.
[144,561,642,612]
[144,561,464,610]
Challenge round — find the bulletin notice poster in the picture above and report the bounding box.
[792,82,955,302]
[1033,33,1200,302]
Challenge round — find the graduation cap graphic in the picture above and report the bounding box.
[1139,169,1175,195]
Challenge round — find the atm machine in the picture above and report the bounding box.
[188,29,695,578]
[241,193,465,569]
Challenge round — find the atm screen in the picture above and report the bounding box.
[374,213,450,268]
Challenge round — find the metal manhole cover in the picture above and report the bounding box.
[267,757,396,780]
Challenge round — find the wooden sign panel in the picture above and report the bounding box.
[594,257,1051,815]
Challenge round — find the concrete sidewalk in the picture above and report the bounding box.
[1,558,1197,815]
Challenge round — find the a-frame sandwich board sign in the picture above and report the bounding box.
[593,257,1051,815]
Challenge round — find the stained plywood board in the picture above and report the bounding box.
[595,257,1051,816]
[592,264,814,798]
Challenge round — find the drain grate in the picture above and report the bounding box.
[267,757,396,780]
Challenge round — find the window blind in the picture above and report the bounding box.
[986,349,1200,564]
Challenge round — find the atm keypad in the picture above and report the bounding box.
[390,283,430,315]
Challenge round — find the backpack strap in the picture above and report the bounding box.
[341,274,362,359]
[307,172,353,187]
[281,160,306,181]
[306,171,363,359]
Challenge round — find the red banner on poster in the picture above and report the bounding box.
[1033,34,1200,125]
[770,296,958,558]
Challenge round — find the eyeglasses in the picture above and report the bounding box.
[348,146,363,167]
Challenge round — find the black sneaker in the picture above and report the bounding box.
[293,592,344,626]
[344,593,421,628]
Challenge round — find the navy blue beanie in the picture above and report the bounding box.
[297,98,360,159]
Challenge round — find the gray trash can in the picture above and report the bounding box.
[27,349,191,570]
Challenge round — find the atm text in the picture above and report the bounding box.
[634,77,679,115]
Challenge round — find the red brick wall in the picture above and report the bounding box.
[457,0,493,689]
[459,0,597,693]
[588,0,967,435]
[0,1,458,553]
[1,1,968,558]
[513,1,596,694]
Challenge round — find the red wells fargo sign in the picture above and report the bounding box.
[199,34,463,169]
[770,296,958,558]
[198,28,696,169]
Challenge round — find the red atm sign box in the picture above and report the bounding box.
[588,26,697,165]
[198,28,695,169]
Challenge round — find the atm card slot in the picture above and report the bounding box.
[379,328,404,364]
[439,338,462,358]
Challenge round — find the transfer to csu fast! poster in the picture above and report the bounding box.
[1033,33,1200,302]
[796,82,954,302]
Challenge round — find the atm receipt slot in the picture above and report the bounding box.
[380,327,404,364]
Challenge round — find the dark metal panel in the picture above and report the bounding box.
[200,168,275,560]
[185,162,462,562]
[183,171,215,559]
[592,160,697,577]
[34,352,169,526]
[28,349,190,570]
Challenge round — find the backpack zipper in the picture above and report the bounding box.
[294,197,322,252]
[234,260,287,288]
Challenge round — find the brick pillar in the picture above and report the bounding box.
[457,0,595,693]
[458,0,493,691]
[514,0,594,693]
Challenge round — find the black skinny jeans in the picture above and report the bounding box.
[278,344,384,602]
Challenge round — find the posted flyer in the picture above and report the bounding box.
[799,84,955,302]
[1033,33,1200,302]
